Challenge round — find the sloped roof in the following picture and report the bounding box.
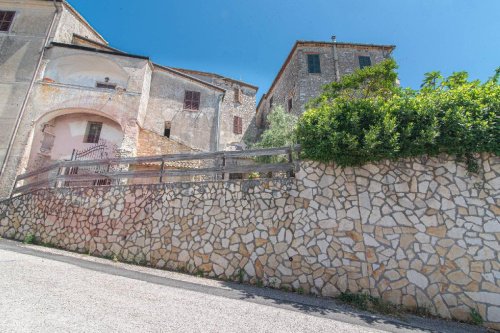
[153,65,226,93]
[172,68,258,91]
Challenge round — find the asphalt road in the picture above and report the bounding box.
[0,239,487,333]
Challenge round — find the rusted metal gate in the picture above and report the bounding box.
[65,143,111,186]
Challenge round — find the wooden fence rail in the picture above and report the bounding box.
[11,145,301,197]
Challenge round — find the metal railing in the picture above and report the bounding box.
[11,145,301,197]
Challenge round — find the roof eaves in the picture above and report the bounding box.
[50,42,150,60]
[261,41,300,105]
[153,64,226,93]
[297,40,396,50]
[172,67,259,91]
[72,34,122,53]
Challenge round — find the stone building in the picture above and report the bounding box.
[256,40,395,129]
[0,0,257,198]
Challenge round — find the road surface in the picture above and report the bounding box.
[0,239,486,333]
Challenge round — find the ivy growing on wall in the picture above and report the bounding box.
[297,59,500,171]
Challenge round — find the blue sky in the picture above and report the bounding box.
[70,0,499,99]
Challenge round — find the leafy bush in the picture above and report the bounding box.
[297,60,500,170]
[254,105,298,149]
[254,105,298,163]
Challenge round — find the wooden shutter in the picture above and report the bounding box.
[308,54,320,73]
[184,91,200,111]
[234,88,242,103]
[233,116,243,134]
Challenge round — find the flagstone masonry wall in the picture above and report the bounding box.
[0,153,498,328]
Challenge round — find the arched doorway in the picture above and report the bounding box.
[27,112,124,172]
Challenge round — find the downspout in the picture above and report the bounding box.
[1,1,61,175]
[213,92,224,152]
[331,35,340,82]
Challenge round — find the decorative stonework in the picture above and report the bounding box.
[0,153,498,328]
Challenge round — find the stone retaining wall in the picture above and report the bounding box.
[1,154,498,328]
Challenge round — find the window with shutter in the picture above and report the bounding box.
[307,54,321,73]
[233,116,243,134]
[184,91,201,111]
[234,88,242,103]
[358,56,372,69]
[0,11,15,32]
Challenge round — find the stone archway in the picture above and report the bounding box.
[26,111,124,172]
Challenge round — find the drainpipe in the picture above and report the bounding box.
[213,92,224,152]
[1,1,61,175]
[331,35,341,82]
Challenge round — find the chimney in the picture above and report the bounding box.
[331,35,340,82]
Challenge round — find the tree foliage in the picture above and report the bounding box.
[297,59,500,170]
[254,105,298,149]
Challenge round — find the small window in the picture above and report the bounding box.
[234,88,242,103]
[0,11,15,32]
[164,121,171,138]
[229,173,243,180]
[184,90,201,111]
[233,116,243,134]
[269,96,274,109]
[288,98,293,112]
[307,54,321,73]
[96,82,117,90]
[84,122,102,143]
[359,56,372,69]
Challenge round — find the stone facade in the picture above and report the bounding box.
[0,0,258,199]
[1,153,498,328]
[256,41,394,129]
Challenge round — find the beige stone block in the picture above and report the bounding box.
[447,271,472,286]
[450,305,472,322]
[383,290,402,304]
[433,295,451,318]
[427,226,447,238]
[446,245,466,261]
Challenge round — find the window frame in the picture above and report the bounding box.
[358,55,372,69]
[0,10,15,33]
[84,121,103,144]
[184,90,201,111]
[233,116,243,135]
[307,54,321,74]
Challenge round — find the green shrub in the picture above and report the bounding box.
[297,60,500,170]
[23,233,35,244]
[254,105,298,150]
[470,308,484,326]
